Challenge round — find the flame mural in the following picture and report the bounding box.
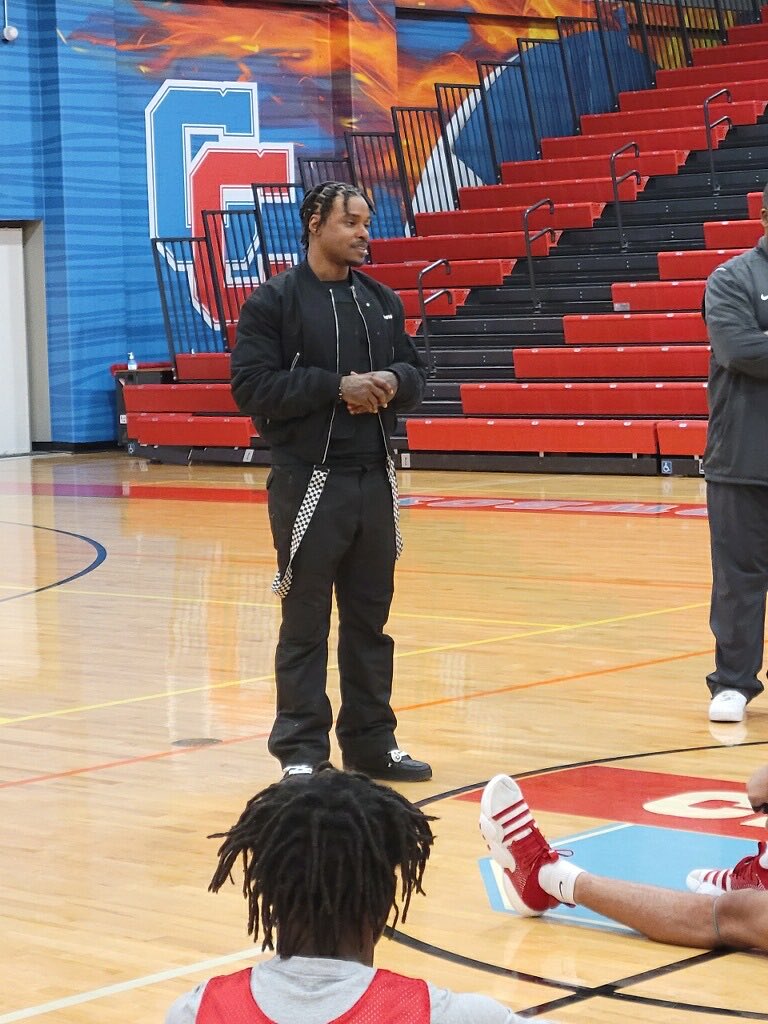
[68,0,595,125]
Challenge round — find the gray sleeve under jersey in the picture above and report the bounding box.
[164,978,549,1024]
[427,982,549,1023]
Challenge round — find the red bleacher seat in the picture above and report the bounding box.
[748,192,762,219]
[704,220,762,249]
[175,353,231,381]
[728,20,768,43]
[361,260,511,289]
[369,232,552,263]
[126,413,255,447]
[499,150,683,185]
[540,125,727,160]
[458,178,639,209]
[563,313,707,345]
[692,40,768,66]
[460,381,708,417]
[406,417,658,454]
[618,79,768,113]
[656,419,708,457]
[656,58,768,89]
[658,249,743,280]
[123,384,238,414]
[611,280,705,312]
[580,100,761,135]
[513,345,710,380]
[414,204,601,235]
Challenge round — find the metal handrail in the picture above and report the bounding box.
[522,199,556,311]
[417,259,453,378]
[609,142,641,252]
[704,89,733,195]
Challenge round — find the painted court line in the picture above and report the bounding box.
[0,600,708,727]
[0,948,263,1022]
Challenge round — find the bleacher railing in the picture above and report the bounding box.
[519,38,576,155]
[345,130,410,238]
[151,236,227,360]
[298,157,354,190]
[392,106,457,224]
[251,182,305,279]
[435,82,497,190]
[476,61,537,172]
[202,208,263,324]
[557,17,618,120]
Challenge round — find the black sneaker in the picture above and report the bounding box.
[344,748,432,782]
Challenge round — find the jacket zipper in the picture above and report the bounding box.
[351,284,391,455]
[323,289,341,465]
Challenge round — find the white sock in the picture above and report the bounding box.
[538,859,586,905]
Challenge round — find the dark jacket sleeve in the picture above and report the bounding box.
[705,262,768,380]
[385,293,428,412]
[231,288,341,420]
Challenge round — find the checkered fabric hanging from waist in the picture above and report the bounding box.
[272,459,403,599]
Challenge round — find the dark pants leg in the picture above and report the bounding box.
[335,465,398,763]
[267,465,357,767]
[707,481,768,701]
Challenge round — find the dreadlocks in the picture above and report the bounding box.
[299,181,373,251]
[208,766,435,957]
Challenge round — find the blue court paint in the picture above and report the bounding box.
[480,823,758,933]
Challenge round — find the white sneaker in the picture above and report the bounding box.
[708,690,747,723]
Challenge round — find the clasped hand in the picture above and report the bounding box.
[340,370,398,415]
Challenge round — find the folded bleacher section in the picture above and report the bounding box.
[119,0,768,474]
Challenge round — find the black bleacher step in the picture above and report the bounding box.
[428,315,563,336]
[554,237,704,254]
[432,349,514,367]
[426,331,564,346]
[719,123,768,149]
[457,300,613,315]
[602,194,748,223]
[640,166,768,198]
[422,381,462,401]
[507,252,659,281]
[681,145,768,173]
[430,366,515,380]
[466,283,613,305]
[556,223,704,249]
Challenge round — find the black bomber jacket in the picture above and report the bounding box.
[231,260,427,464]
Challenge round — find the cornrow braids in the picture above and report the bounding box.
[208,766,435,957]
[299,180,372,251]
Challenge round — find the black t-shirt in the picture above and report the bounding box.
[326,279,386,467]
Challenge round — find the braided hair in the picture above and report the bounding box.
[208,766,435,957]
[299,181,373,251]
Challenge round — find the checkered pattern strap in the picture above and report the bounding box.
[386,455,404,560]
[271,467,329,599]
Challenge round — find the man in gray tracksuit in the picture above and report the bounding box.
[703,183,768,723]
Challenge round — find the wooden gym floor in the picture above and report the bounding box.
[0,452,766,1022]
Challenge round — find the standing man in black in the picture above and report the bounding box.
[231,182,431,780]
[703,182,768,724]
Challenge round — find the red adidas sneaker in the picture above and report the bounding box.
[479,774,561,916]
[687,841,768,894]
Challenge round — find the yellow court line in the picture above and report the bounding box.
[0,598,708,726]
[0,582,562,629]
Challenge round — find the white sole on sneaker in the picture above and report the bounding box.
[479,774,526,872]
[708,690,747,723]
[686,869,726,896]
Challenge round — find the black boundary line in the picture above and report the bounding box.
[391,742,768,1018]
[0,522,107,603]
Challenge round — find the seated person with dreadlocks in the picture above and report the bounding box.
[479,770,768,953]
[166,767,546,1023]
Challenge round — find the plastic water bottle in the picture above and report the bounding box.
[127,351,138,371]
